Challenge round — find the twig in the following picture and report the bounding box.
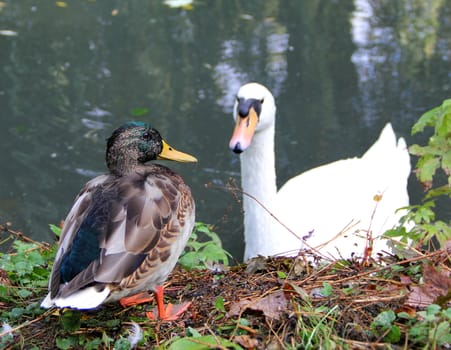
[0,224,51,250]
[0,309,54,338]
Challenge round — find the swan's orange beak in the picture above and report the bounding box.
[229,106,259,153]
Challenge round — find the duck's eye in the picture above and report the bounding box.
[142,131,151,140]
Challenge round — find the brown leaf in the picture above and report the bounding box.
[0,269,11,286]
[395,305,416,317]
[424,264,451,290]
[245,256,268,274]
[227,290,289,320]
[234,335,259,349]
[406,264,451,307]
[399,274,413,286]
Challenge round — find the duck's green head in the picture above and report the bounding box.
[106,122,197,175]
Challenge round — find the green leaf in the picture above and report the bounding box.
[417,155,440,183]
[277,270,287,278]
[412,106,439,134]
[178,251,202,270]
[9,307,24,319]
[59,310,82,332]
[201,243,228,262]
[130,108,149,117]
[49,224,62,237]
[442,151,451,173]
[86,338,104,350]
[435,321,451,346]
[320,282,333,297]
[112,339,131,350]
[17,288,32,298]
[0,284,8,299]
[186,327,202,337]
[385,325,401,343]
[425,303,441,316]
[168,335,243,350]
[371,310,400,342]
[105,318,121,328]
[372,310,396,328]
[56,336,77,350]
[214,296,225,312]
[180,222,231,270]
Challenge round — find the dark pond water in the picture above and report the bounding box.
[1,0,450,260]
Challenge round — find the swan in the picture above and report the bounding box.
[229,82,411,261]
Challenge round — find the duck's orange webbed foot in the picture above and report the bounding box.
[146,301,192,321]
[119,291,154,308]
[145,285,191,321]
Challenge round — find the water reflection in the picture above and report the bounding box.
[0,1,450,260]
[214,16,289,112]
[351,0,450,127]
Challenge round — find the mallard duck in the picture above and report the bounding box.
[41,121,197,320]
[229,83,411,261]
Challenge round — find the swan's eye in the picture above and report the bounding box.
[260,98,264,104]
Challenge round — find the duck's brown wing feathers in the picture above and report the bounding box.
[50,165,194,299]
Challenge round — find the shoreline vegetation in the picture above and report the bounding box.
[0,223,449,349]
[1,101,451,349]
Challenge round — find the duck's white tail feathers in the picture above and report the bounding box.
[40,286,110,310]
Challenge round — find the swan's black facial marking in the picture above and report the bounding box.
[237,98,262,119]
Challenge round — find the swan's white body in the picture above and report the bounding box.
[230,83,411,261]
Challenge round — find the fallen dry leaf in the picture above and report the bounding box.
[406,264,451,307]
[227,290,289,320]
[234,334,259,349]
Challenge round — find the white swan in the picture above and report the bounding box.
[229,82,411,261]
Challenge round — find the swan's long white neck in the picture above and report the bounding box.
[240,124,277,260]
[233,83,411,262]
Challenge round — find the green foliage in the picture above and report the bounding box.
[295,304,340,349]
[410,99,451,186]
[319,282,333,297]
[0,239,55,316]
[166,327,242,350]
[399,304,451,347]
[0,235,56,347]
[49,223,62,237]
[179,222,231,270]
[59,309,82,332]
[55,332,119,350]
[371,310,401,343]
[130,107,150,117]
[385,99,451,249]
[0,221,232,348]
[214,296,226,313]
[369,305,451,347]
